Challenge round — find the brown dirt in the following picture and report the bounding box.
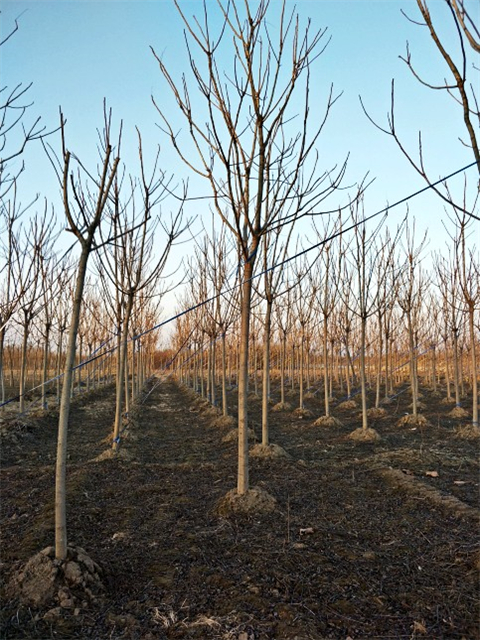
[1,379,479,639]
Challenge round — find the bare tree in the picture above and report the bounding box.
[43,105,121,560]
[153,0,351,497]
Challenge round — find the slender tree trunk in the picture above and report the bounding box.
[467,306,478,426]
[55,246,90,560]
[261,300,272,446]
[113,294,134,450]
[237,261,254,495]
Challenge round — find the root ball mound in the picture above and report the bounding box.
[271,401,292,412]
[210,414,236,429]
[6,546,104,610]
[455,424,480,440]
[215,486,277,516]
[348,427,381,442]
[337,400,358,411]
[313,415,343,428]
[221,428,256,443]
[397,414,429,427]
[291,407,314,419]
[366,407,387,419]
[250,443,290,459]
[448,406,469,419]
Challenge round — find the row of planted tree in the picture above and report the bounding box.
[170,208,479,437]
[2,204,478,430]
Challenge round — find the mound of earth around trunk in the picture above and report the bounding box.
[6,545,104,610]
[397,413,429,427]
[348,427,381,442]
[313,415,343,427]
[215,486,277,516]
[271,401,292,412]
[250,443,290,459]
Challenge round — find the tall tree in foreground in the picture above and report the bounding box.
[43,105,120,560]
[153,0,351,501]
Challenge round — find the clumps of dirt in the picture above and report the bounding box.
[455,424,480,440]
[397,414,430,427]
[6,545,105,613]
[250,443,290,459]
[291,407,314,419]
[221,428,256,444]
[348,427,381,442]
[271,401,292,412]
[448,406,469,419]
[247,393,260,402]
[336,399,358,411]
[215,486,277,516]
[210,414,236,429]
[303,391,317,400]
[313,415,343,428]
[366,407,388,419]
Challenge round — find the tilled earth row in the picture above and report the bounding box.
[0,377,479,639]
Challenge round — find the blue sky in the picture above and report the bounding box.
[1,0,479,270]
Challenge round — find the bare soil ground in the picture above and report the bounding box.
[1,378,479,639]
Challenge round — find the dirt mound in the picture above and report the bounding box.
[366,407,387,419]
[336,399,358,410]
[271,401,292,412]
[215,486,277,516]
[313,415,343,428]
[448,405,469,418]
[348,427,381,442]
[221,427,256,443]
[397,413,430,427]
[455,424,480,440]
[210,414,236,429]
[250,443,290,459]
[291,407,314,419]
[6,545,104,611]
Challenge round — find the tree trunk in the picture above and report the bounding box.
[237,261,254,495]
[55,246,90,561]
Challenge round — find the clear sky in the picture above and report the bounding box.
[1,0,479,279]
